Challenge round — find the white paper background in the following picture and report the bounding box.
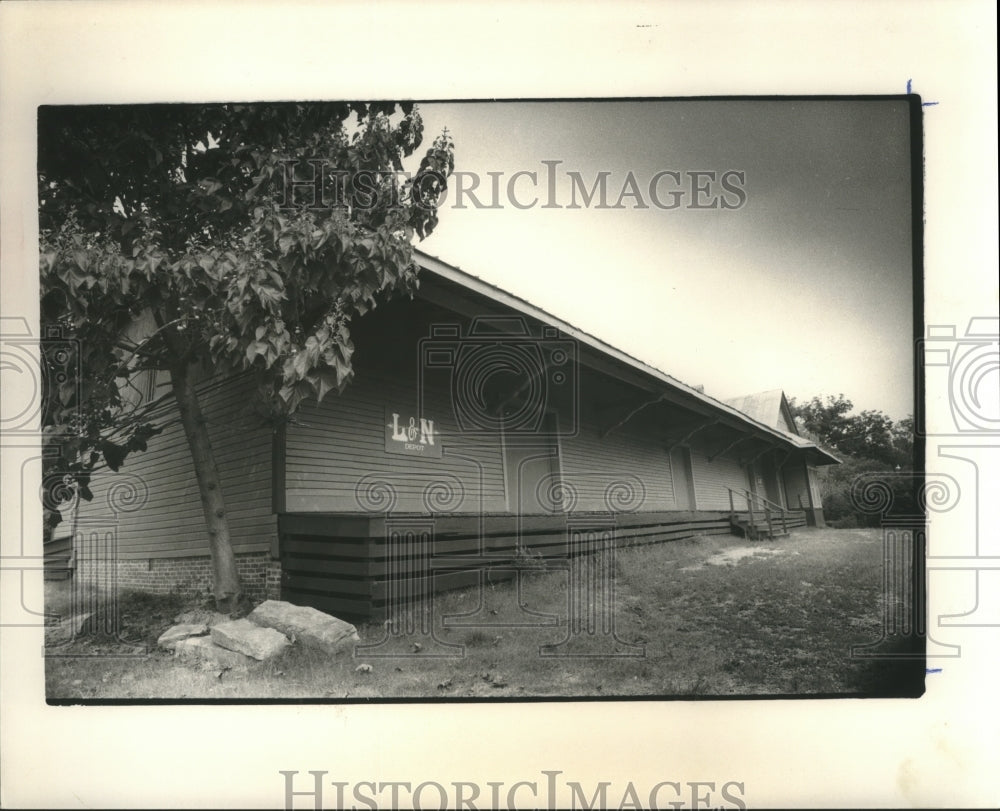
[1,2,997,808]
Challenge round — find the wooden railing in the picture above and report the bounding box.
[727,487,790,538]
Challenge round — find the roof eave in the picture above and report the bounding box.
[808,447,842,466]
[414,249,838,460]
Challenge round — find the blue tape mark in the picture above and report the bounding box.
[907,78,939,106]
[926,668,943,674]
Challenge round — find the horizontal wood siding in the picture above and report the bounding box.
[43,533,75,579]
[73,373,275,559]
[280,511,737,620]
[689,445,751,510]
[559,410,675,512]
[285,369,506,513]
[281,536,374,618]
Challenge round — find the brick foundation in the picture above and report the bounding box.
[75,547,282,603]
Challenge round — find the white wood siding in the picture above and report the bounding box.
[559,410,675,512]
[689,444,751,510]
[285,369,507,513]
[74,373,276,558]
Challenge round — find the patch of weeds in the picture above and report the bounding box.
[464,629,492,648]
[512,543,547,572]
[46,528,902,699]
[684,675,709,694]
[616,531,642,551]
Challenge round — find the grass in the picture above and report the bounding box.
[44,527,923,700]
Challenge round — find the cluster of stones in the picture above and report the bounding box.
[156,600,359,669]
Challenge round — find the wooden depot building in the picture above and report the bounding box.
[56,250,839,620]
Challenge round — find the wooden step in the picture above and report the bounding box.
[729,520,790,540]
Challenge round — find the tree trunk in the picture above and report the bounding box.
[170,362,244,612]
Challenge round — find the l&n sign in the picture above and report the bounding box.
[384,407,442,458]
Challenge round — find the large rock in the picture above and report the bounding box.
[66,611,95,637]
[211,618,290,661]
[45,611,100,647]
[157,623,208,651]
[174,609,231,627]
[248,600,359,656]
[173,636,252,669]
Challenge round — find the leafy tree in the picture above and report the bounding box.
[789,394,916,526]
[790,394,912,469]
[39,103,455,610]
[891,416,915,466]
[791,394,854,448]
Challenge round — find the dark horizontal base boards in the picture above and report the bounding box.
[279,510,808,621]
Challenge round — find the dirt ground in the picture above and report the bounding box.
[44,526,924,700]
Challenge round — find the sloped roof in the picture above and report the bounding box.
[723,389,790,432]
[414,250,840,465]
[725,390,840,466]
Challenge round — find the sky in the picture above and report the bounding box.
[408,100,915,420]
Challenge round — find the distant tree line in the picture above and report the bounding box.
[788,394,916,528]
